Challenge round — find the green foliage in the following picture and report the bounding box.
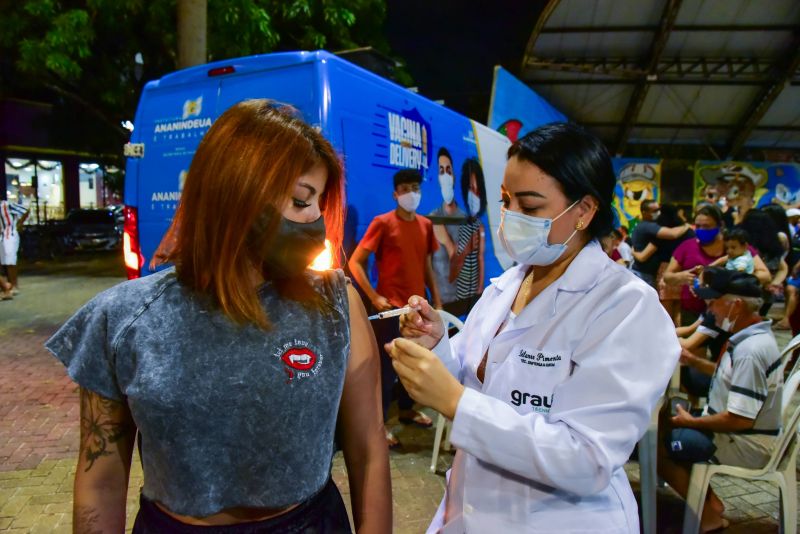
[1,0,405,155]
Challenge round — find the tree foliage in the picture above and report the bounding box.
[0,0,403,154]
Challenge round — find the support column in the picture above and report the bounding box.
[62,156,80,214]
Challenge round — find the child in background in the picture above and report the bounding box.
[710,228,755,274]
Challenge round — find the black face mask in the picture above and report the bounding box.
[251,211,326,279]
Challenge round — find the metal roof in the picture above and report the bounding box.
[520,0,800,157]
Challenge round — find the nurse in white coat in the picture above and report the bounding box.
[387,123,680,533]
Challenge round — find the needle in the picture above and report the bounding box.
[368,306,414,321]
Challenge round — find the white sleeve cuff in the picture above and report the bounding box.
[450,387,482,440]
[432,330,451,358]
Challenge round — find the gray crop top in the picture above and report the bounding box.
[46,267,350,517]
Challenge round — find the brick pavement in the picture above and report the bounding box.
[0,252,797,532]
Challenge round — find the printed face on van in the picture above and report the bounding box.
[438,155,453,177]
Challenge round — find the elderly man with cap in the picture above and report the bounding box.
[657,267,782,532]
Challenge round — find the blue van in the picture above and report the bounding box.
[124,50,512,303]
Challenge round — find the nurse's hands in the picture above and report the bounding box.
[386,338,464,420]
[399,296,444,350]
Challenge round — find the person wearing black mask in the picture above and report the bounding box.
[45,100,391,533]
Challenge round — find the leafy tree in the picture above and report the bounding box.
[0,0,405,156]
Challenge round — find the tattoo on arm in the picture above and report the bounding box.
[75,505,104,534]
[79,389,132,472]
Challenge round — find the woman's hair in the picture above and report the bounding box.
[153,99,345,329]
[461,158,487,219]
[738,208,783,260]
[694,203,724,228]
[761,203,791,237]
[507,123,615,239]
[656,203,684,228]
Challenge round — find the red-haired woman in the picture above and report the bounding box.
[46,100,391,533]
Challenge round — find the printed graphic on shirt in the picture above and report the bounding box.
[272,339,324,383]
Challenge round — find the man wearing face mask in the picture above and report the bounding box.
[349,169,442,447]
[658,267,782,532]
[631,199,692,288]
[429,147,465,313]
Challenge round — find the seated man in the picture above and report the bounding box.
[658,268,783,532]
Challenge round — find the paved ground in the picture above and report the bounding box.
[0,252,796,532]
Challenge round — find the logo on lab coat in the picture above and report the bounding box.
[510,389,552,412]
[519,348,562,368]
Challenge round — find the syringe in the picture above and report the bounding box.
[368,306,414,321]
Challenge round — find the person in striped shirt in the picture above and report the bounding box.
[0,199,29,298]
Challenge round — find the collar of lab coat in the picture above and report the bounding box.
[487,240,606,334]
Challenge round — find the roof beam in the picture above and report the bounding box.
[583,121,800,131]
[614,0,683,155]
[523,57,799,84]
[540,24,798,33]
[520,0,562,72]
[727,32,800,158]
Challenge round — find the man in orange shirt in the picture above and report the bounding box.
[349,169,442,447]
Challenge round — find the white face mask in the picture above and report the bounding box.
[397,191,421,213]
[439,173,454,205]
[498,200,580,266]
[719,301,738,332]
[468,191,481,216]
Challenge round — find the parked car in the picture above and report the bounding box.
[66,206,124,251]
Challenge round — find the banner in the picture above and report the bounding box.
[488,66,567,142]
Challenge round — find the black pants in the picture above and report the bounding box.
[132,478,351,534]
[370,314,414,420]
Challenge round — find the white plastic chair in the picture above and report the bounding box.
[781,332,800,378]
[430,310,464,473]
[638,395,663,534]
[682,367,800,534]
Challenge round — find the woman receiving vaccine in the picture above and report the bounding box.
[388,123,680,533]
[46,100,390,533]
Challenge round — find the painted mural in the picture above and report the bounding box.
[612,158,662,230]
[693,161,768,214]
[756,163,800,210]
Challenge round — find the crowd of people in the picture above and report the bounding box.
[43,102,791,533]
[603,198,800,333]
[601,195,793,530]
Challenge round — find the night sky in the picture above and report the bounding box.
[385,0,544,124]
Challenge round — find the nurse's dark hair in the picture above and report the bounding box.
[507,123,615,239]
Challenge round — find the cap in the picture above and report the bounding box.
[786,208,800,218]
[694,267,763,300]
[699,163,766,187]
[619,163,656,185]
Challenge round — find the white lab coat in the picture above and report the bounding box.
[427,241,679,533]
